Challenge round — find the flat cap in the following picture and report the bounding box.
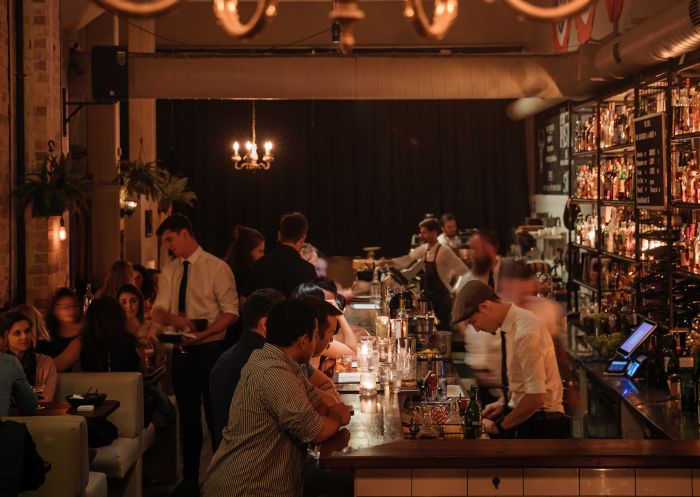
[451,279,498,325]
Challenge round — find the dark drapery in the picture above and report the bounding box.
[156,100,528,258]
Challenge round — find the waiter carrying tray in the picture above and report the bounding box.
[152,214,239,497]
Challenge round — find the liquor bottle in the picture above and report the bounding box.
[463,385,482,439]
[370,267,381,304]
[83,283,94,314]
[666,334,681,398]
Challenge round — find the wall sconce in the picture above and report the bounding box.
[59,217,67,241]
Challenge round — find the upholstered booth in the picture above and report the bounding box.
[3,415,107,497]
[57,373,144,497]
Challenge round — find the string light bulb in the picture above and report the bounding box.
[59,218,67,241]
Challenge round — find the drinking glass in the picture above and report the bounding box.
[388,368,402,392]
[396,336,416,382]
[374,315,390,338]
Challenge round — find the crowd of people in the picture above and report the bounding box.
[0,209,569,497]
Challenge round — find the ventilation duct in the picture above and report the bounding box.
[594,0,700,80]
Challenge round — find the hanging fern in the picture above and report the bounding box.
[158,170,198,213]
[117,159,164,202]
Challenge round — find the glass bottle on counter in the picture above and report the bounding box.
[463,385,482,439]
[665,334,681,398]
[370,267,381,304]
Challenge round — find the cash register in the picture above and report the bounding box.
[604,320,657,378]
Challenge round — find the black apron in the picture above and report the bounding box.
[422,244,453,331]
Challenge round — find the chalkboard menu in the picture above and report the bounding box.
[634,113,666,209]
[535,106,570,195]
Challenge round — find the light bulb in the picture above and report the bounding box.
[59,218,67,241]
[245,141,252,151]
[264,141,273,153]
[233,141,240,153]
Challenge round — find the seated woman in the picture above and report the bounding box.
[1,312,57,401]
[14,305,51,343]
[80,297,139,373]
[95,260,134,300]
[36,288,83,372]
[116,284,165,376]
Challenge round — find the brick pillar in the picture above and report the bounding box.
[23,0,68,311]
[0,0,13,306]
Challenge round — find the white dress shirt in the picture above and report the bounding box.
[438,233,461,249]
[392,243,468,294]
[500,304,563,413]
[153,246,239,344]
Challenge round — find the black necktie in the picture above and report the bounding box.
[178,260,190,314]
[488,271,495,289]
[500,330,509,405]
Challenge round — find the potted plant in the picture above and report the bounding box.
[157,170,197,214]
[15,141,92,217]
[118,159,163,202]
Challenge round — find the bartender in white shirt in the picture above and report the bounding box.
[438,213,461,249]
[384,218,468,329]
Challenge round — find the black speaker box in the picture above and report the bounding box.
[91,45,128,101]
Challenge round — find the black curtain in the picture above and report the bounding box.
[156,100,528,258]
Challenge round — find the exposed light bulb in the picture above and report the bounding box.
[264,141,273,153]
[233,141,240,153]
[59,218,67,241]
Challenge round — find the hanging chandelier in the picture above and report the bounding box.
[91,0,595,52]
[231,101,274,171]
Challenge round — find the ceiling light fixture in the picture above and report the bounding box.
[91,0,595,51]
[231,101,274,171]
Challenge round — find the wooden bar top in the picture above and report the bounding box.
[319,393,700,469]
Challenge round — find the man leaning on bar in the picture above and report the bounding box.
[452,280,570,439]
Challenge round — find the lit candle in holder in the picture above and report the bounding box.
[357,337,374,372]
[359,372,378,396]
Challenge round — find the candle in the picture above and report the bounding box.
[359,372,377,396]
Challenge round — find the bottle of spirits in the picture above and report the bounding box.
[370,267,381,304]
[83,283,94,314]
[463,385,482,439]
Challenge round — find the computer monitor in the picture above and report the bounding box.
[616,320,657,359]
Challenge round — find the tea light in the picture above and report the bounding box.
[359,372,378,396]
[357,341,371,372]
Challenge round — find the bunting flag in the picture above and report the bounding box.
[552,0,572,53]
[575,3,596,44]
[605,0,624,22]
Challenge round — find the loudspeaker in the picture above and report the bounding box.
[91,45,128,101]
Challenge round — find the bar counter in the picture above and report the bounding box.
[320,393,700,470]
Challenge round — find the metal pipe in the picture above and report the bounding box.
[14,0,26,304]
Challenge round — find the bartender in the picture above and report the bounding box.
[383,218,468,329]
[438,213,462,249]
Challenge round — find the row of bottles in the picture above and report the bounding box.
[672,141,700,204]
[574,214,598,247]
[574,114,597,153]
[601,208,636,257]
[677,222,700,274]
[602,157,634,201]
[647,330,699,414]
[574,162,598,199]
[673,78,700,136]
[599,100,634,149]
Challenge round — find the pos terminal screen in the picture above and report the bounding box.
[617,321,657,359]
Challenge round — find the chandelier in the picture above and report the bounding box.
[91,0,595,52]
[231,101,274,171]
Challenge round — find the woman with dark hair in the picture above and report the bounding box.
[132,264,156,311]
[37,288,83,372]
[80,297,139,373]
[224,225,265,291]
[117,284,164,373]
[223,225,265,344]
[1,312,57,401]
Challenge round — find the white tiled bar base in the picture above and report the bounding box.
[355,467,700,497]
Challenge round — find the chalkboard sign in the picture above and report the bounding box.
[535,106,570,195]
[634,113,666,209]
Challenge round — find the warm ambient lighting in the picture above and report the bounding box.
[231,101,274,171]
[93,0,595,53]
[359,372,378,396]
[58,218,67,241]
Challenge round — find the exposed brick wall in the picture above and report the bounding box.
[0,0,12,307]
[22,0,68,311]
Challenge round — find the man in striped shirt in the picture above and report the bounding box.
[203,299,351,497]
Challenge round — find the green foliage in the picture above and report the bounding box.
[117,159,197,212]
[158,170,197,213]
[15,147,92,217]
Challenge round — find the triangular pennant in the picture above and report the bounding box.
[575,3,597,44]
[605,0,624,22]
[551,0,572,53]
